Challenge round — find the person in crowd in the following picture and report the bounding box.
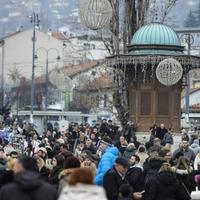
[106,120,117,140]
[194,151,200,170]
[81,154,96,177]
[10,151,18,159]
[118,136,128,155]
[158,147,172,164]
[95,146,119,186]
[99,119,108,136]
[156,123,168,141]
[48,154,64,186]
[190,139,200,155]
[124,122,136,143]
[161,128,174,146]
[172,156,195,193]
[0,156,57,200]
[82,138,96,154]
[59,155,81,190]
[123,143,136,159]
[135,145,148,165]
[143,162,191,200]
[35,156,49,181]
[150,124,157,137]
[0,157,16,188]
[31,134,41,153]
[58,168,108,200]
[60,144,69,154]
[0,148,7,171]
[172,138,195,165]
[103,157,129,200]
[148,138,162,155]
[119,184,133,200]
[126,155,144,193]
[96,136,112,158]
[143,154,165,187]
[37,147,47,161]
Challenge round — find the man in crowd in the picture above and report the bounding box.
[126,155,144,193]
[103,157,129,200]
[172,138,195,164]
[0,156,57,200]
[156,123,168,141]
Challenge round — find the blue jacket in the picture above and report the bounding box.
[95,147,119,186]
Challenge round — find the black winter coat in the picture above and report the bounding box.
[143,171,191,200]
[126,166,144,192]
[103,167,127,200]
[155,127,168,140]
[48,166,62,186]
[0,171,58,200]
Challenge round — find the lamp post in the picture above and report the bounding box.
[30,13,40,124]
[0,40,5,109]
[35,47,60,110]
[176,29,198,129]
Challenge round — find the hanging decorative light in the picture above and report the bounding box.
[79,0,112,30]
[156,58,183,86]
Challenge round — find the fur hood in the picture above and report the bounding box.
[59,168,75,180]
[58,184,108,200]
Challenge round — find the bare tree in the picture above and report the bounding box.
[160,0,178,23]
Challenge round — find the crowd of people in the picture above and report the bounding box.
[0,119,200,200]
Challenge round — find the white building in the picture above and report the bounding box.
[0,29,65,87]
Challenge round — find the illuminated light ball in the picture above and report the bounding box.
[156,58,183,86]
[79,0,112,30]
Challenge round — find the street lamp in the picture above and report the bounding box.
[30,12,40,124]
[35,47,60,110]
[0,40,5,109]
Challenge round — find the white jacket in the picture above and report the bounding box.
[194,153,200,170]
[58,183,108,200]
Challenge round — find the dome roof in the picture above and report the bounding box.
[131,23,181,46]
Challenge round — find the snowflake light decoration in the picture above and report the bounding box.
[79,0,112,30]
[156,58,183,86]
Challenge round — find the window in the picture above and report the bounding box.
[141,92,151,115]
[174,93,180,116]
[130,92,136,114]
[158,92,169,115]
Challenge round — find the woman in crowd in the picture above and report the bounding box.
[59,155,81,191]
[172,156,195,193]
[81,155,96,177]
[48,154,64,186]
[58,168,108,200]
[144,162,191,200]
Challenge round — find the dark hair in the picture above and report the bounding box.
[68,168,93,186]
[138,146,146,153]
[61,151,73,159]
[119,184,132,197]
[60,144,68,149]
[64,156,81,169]
[133,155,140,162]
[18,156,38,172]
[159,147,170,158]
[182,137,189,142]
[54,154,64,167]
[10,151,18,156]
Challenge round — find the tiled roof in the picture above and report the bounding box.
[16,60,104,88]
[76,73,113,91]
[62,60,104,78]
[51,32,68,40]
